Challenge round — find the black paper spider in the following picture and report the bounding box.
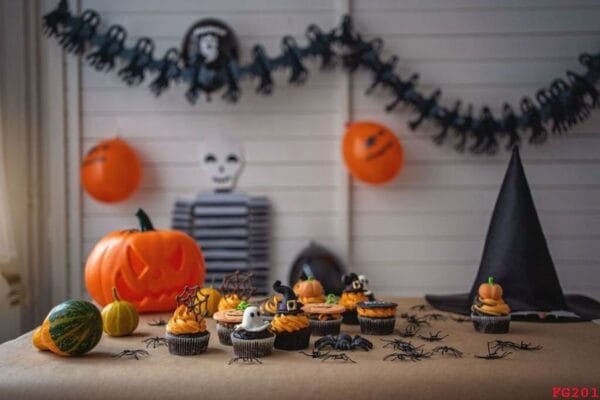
[396,325,419,337]
[474,342,512,360]
[380,338,421,353]
[141,336,167,349]
[422,313,447,321]
[148,319,167,327]
[113,349,149,360]
[490,340,542,352]
[314,334,373,351]
[418,331,448,342]
[432,345,463,358]
[228,356,263,365]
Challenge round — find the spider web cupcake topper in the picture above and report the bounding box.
[175,285,209,320]
[219,271,256,300]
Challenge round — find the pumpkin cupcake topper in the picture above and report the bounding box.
[220,270,256,300]
[273,280,303,314]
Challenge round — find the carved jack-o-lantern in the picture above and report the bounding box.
[342,121,404,184]
[84,209,205,312]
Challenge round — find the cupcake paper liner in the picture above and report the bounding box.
[166,332,210,356]
[470,313,511,334]
[342,310,359,325]
[216,324,235,346]
[273,326,311,351]
[308,318,342,336]
[231,334,275,358]
[358,316,396,335]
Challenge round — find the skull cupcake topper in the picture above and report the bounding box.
[200,135,245,192]
[234,306,270,332]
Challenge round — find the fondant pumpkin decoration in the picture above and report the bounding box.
[101,288,139,336]
[81,137,142,203]
[293,277,324,299]
[197,285,222,317]
[342,121,403,184]
[32,299,103,356]
[478,277,503,300]
[84,209,206,313]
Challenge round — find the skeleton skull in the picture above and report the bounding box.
[198,33,219,64]
[199,135,244,192]
[359,274,373,296]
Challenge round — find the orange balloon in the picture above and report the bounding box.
[342,121,404,184]
[81,138,141,202]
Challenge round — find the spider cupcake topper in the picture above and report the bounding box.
[220,271,256,300]
[175,285,209,320]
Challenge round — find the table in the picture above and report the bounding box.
[1,298,598,400]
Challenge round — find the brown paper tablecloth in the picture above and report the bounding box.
[1,298,598,400]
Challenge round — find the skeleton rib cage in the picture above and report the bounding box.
[171,192,271,295]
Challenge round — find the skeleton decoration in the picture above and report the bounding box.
[235,306,270,332]
[44,0,600,154]
[358,274,375,301]
[199,135,245,193]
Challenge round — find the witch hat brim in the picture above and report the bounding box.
[426,147,600,321]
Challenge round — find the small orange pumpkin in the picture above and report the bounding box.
[81,137,141,203]
[293,277,324,299]
[478,277,503,300]
[198,285,222,317]
[84,209,205,313]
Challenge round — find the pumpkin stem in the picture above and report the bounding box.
[112,287,121,302]
[488,276,495,286]
[135,208,155,231]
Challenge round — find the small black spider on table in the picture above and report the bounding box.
[474,342,512,360]
[432,345,463,358]
[418,330,448,342]
[228,356,263,365]
[314,333,373,351]
[490,340,542,352]
[113,349,149,360]
[395,325,419,337]
[141,336,167,349]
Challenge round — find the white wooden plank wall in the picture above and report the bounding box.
[75,0,600,299]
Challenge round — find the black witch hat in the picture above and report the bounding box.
[288,242,347,295]
[426,146,600,321]
[342,273,364,293]
[273,280,303,314]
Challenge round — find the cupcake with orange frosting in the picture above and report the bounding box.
[259,294,281,322]
[270,281,311,351]
[302,295,344,336]
[471,277,511,333]
[293,276,326,305]
[218,271,256,311]
[165,286,210,356]
[339,273,369,325]
[357,301,398,335]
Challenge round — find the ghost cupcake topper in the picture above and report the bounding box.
[200,135,245,193]
[234,306,270,332]
[273,280,303,314]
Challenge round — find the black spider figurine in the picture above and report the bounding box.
[474,342,511,360]
[380,338,421,353]
[142,336,167,349]
[228,356,263,365]
[418,331,448,342]
[400,314,430,329]
[300,349,356,363]
[384,348,432,362]
[396,325,419,337]
[432,345,463,358]
[490,340,542,352]
[113,349,149,360]
[148,319,167,327]
[314,334,373,351]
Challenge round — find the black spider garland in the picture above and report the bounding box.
[44,0,600,154]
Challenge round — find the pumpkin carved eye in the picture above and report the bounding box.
[167,246,184,271]
[127,247,148,278]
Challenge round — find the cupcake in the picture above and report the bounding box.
[218,271,256,311]
[231,306,275,358]
[339,273,369,325]
[471,277,511,334]
[259,294,281,322]
[293,276,326,305]
[270,281,311,351]
[357,301,397,335]
[213,308,244,346]
[302,300,345,336]
[165,286,210,356]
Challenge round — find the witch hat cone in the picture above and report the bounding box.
[426,146,600,321]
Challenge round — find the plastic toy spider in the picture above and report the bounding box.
[396,325,419,337]
[490,340,542,352]
[474,342,512,360]
[141,336,167,349]
[384,348,432,362]
[432,345,463,358]
[400,314,430,329]
[418,331,448,342]
[147,318,167,326]
[422,313,447,321]
[299,349,356,363]
[380,338,421,353]
[228,356,263,365]
[113,349,149,360]
[315,334,373,351]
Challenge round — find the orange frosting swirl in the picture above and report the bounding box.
[300,295,326,305]
[472,297,511,316]
[270,314,310,333]
[357,307,396,318]
[260,295,281,315]
[339,292,368,311]
[317,313,342,321]
[218,294,242,311]
[166,305,207,335]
